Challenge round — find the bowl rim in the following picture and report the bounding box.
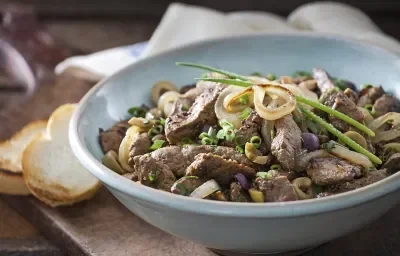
[70,32,400,218]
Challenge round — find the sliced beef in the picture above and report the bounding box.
[99,120,130,153]
[382,153,400,174]
[235,111,263,145]
[128,133,151,167]
[306,157,362,185]
[229,182,251,202]
[373,94,400,117]
[170,87,204,116]
[320,88,364,131]
[344,88,358,103]
[186,153,256,186]
[139,164,176,192]
[271,115,302,171]
[171,176,204,195]
[326,169,387,193]
[134,145,260,178]
[165,85,225,144]
[313,68,336,94]
[255,176,298,202]
[357,86,385,107]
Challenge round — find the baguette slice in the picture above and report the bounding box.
[0,120,47,195]
[22,104,101,206]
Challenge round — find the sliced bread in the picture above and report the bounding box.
[22,104,101,206]
[0,120,47,195]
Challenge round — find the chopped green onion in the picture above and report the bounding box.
[199,132,209,140]
[250,72,262,76]
[176,62,249,81]
[195,78,252,87]
[128,107,146,117]
[148,169,159,182]
[364,104,376,116]
[256,172,271,179]
[270,164,281,171]
[296,95,375,137]
[362,84,373,89]
[299,105,382,165]
[332,78,347,91]
[149,139,165,151]
[250,136,262,149]
[225,128,235,142]
[239,95,249,105]
[239,107,252,120]
[208,127,217,138]
[293,71,312,78]
[201,137,215,145]
[160,118,166,126]
[267,73,276,81]
[236,145,245,154]
[216,129,225,140]
[148,125,164,137]
[219,119,235,130]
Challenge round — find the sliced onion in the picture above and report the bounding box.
[215,86,244,128]
[372,129,400,143]
[234,173,251,190]
[369,112,400,131]
[253,84,296,120]
[299,80,317,91]
[157,91,180,112]
[223,88,254,112]
[247,76,270,84]
[301,133,320,151]
[260,119,274,150]
[189,179,221,198]
[118,126,142,172]
[163,101,175,117]
[327,141,373,169]
[245,142,269,165]
[358,107,374,125]
[151,81,178,105]
[279,83,317,109]
[295,149,331,171]
[128,117,155,129]
[383,142,400,152]
[102,150,125,174]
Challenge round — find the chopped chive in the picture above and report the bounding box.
[128,107,146,117]
[270,164,281,171]
[219,119,235,130]
[148,169,159,182]
[296,95,375,137]
[250,136,262,149]
[148,125,164,137]
[149,139,165,151]
[216,129,225,140]
[236,145,245,154]
[267,73,276,81]
[199,132,209,140]
[194,77,252,87]
[160,118,166,126]
[225,128,235,142]
[239,107,252,120]
[201,137,215,145]
[239,94,249,105]
[299,105,382,165]
[176,62,249,81]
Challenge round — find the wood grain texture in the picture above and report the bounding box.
[3,188,217,256]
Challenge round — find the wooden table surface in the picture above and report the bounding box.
[1,14,400,256]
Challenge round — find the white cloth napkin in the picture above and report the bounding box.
[55,2,400,82]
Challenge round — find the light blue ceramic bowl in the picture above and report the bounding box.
[70,33,400,255]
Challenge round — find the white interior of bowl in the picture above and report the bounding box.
[70,32,400,217]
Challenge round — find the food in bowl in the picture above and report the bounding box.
[98,62,400,203]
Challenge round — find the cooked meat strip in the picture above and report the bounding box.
[382,153,400,174]
[255,176,298,202]
[313,68,336,94]
[271,114,302,171]
[137,160,176,191]
[165,85,225,144]
[99,120,130,153]
[171,176,204,195]
[127,133,151,167]
[170,87,204,116]
[373,94,400,117]
[314,69,363,131]
[306,157,362,185]
[357,86,385,107]
[326,169,387,193]
[320,88,364,131]
[186,153,256,186]
[344,88,358,103]
[229,182,251,202]
[134,145,260,178]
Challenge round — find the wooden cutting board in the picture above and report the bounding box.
[1,70,400,256]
